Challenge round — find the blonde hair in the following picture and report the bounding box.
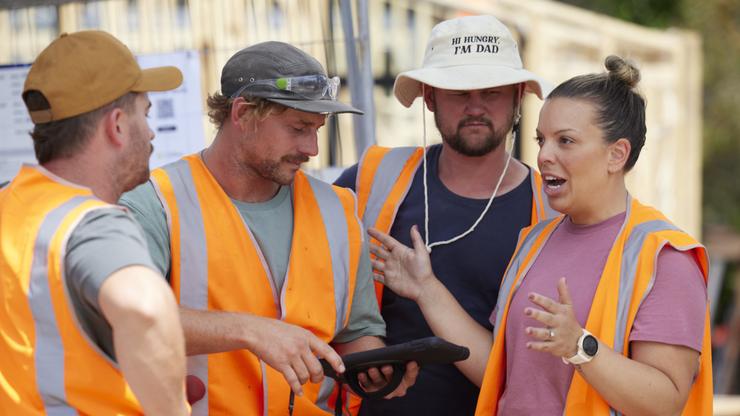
[206,92,286,128]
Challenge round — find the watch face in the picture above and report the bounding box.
[583,335,598,357]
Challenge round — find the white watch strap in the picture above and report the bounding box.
[562,329,594,365]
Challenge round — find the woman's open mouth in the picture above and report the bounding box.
[544,175,566,190]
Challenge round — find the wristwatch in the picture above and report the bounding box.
[562,329,598,365]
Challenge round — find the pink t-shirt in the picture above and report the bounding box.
[495,213,707,416]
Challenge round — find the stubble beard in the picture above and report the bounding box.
[119,125,153,193]
[235,129,310,186]
[435,113,514,157]
[251,154,309,186]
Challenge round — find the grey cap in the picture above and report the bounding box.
[221,41,362,115]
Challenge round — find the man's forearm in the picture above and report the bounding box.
[180,306,345,395]
[100,266,188,415]
[113,305,188,415]
[179,306,263,355]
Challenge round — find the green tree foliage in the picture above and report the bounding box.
[556,0,683,27]
[686,1,740,230]
[557,0,740,231]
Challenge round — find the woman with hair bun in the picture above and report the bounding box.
[367,56,712,415]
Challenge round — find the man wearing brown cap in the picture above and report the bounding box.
[120,41,417,415]
[0,31,188,415]
[334,15,555,415]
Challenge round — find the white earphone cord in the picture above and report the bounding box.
[420,84,520,252]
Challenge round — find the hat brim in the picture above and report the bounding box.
[131,66,183,92]
[393,65,552,107]
[267,98,363,115]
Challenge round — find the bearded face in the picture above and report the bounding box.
[428,86,518,157]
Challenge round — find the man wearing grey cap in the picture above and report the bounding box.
[334,15,555,415]
[120,41,417,415]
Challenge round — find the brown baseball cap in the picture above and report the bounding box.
[23,30,183,124]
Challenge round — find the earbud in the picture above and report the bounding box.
[512,113,522,143]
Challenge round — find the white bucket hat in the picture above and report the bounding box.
[393,15,551,108]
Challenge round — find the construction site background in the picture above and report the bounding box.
[2,0,738,412]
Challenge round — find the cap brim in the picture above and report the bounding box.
[131,66,183,92]
[393,65,552,107]
[267,98,363,115]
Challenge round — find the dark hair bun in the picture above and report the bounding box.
[605,55,640,88]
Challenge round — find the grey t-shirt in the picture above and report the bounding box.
[64,207,159,361]
[119,180,385,343]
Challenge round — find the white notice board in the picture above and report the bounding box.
[137,50,205,168]
[0,50,205,182]
[0,64,33,182]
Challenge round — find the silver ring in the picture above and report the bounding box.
[548,328,555,340]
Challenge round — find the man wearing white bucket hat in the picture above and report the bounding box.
[335,15,556,415]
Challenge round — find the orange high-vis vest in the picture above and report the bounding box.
[149,154,362,415]
[475,197,712,416]
[0,165,143,415]
[355,145,557,304]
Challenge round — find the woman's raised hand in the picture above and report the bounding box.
[367,225,435,303]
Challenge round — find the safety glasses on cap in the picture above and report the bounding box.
[230,74,340,101]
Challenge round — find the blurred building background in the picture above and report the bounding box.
[1,0,738,409]
[0,0,703,236]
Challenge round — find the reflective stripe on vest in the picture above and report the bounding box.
[31,195,93,414]
[304,174,353,335]
[476,196,712,415]
[1,165,142,415]
[153,158,210,413]
[490,218,558,331]
[358,146,421,232]
[529,170,559,223]
[150,154,359,415]
[613,219,679,353]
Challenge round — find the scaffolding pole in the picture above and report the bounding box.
[339,0,375,160]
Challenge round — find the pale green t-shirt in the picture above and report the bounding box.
[119,181,385,343]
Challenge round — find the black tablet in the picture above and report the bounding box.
[321,336,469,399]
